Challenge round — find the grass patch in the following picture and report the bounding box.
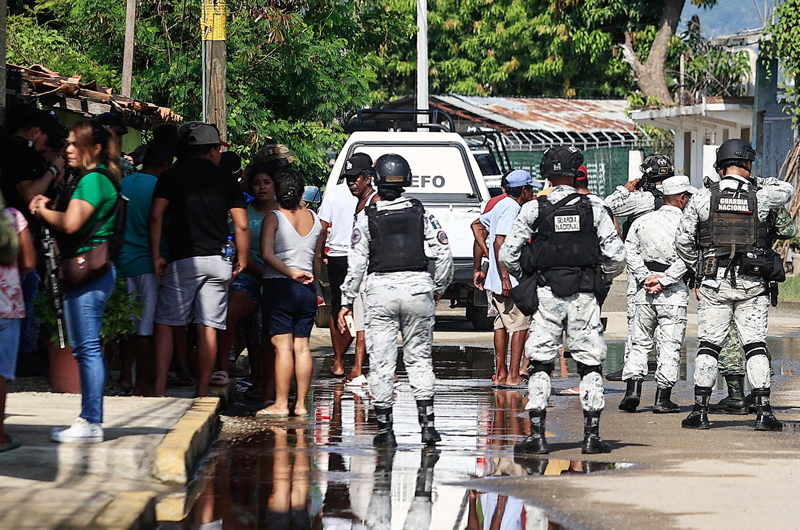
[778,275,800,303]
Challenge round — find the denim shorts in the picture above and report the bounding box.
[230,273,261,304]
[0,318,21,379]
[262,278,317,338]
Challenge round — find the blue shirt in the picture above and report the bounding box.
[117,172,160,277]
[479,196,521,294]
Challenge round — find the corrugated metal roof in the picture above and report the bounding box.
[435,94,637,135]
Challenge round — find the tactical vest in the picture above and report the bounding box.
[531,195,600,271]
[697,180,768,250]
[621,186,665,240]
[366,198,430,274]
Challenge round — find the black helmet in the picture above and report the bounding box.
[640,154,674,181]
[540,146,583,178]
[714,139,755,171]
[374,153,412,187]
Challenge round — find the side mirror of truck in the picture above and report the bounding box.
[303,186,322,205]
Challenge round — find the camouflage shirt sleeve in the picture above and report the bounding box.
[425,212,455,295]
[340,215,371,307]
[675,193,701,270]
[756,177,794,214]
[774,207,797,240]
[498,200,539,278]
[624,219,649,283]
[592,196,627,277]
[604,186,655,217]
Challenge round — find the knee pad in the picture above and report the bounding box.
[743,341,768,361]
[697,340,722,360]
[530,361,554,376]
[576,362,602,379]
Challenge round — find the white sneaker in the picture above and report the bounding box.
[51,417,104,443]
[345,374,369,387]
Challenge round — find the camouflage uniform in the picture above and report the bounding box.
[341,197,454,409]
[500,186,627,414]
[675,176,793,391]
[623,205,689,388]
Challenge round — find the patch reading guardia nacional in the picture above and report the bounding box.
[554,215,580,232]
[716,197,752,213]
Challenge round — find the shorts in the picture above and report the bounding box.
[155,256,233,330]
[327,255,348,314]
[491,293,532,333]
[262,278,318,338]
[126,273,159,336]
[0,318,22,379]
[230,273,261,304]
[353,290,366,333]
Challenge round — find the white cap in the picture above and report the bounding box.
[661,175,697,196]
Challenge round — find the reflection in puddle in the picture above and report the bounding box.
[181,368,634,530]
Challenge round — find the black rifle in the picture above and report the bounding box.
[42,228,67,348]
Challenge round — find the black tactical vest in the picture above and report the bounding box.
[698,180,768,250]
[366,198,430,274]
[531,195,600,270]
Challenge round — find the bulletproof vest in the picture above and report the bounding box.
[531,195,600,270]
[366,198,430,274]
[698,180,768,250]
[621,186,664,240]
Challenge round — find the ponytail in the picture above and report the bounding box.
[70,120,122,182]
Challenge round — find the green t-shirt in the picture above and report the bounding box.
[71,166,118,254]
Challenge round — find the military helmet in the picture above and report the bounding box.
[251,144,296,172]
[540,146,584,178]
[639,154,674,181]
[374,153,412,187]
[714,139,755,170]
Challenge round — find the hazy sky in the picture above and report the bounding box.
[680,0,777,38]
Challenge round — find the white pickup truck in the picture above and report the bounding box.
[322,130,495,329]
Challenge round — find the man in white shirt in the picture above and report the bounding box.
[471,170,536,387]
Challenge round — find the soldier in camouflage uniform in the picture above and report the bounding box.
[499,146,626,455]
[338,154,454,448]
[675,139,793,431]
[618,176,697,414]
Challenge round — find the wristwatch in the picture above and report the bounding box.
[49,165,59,177]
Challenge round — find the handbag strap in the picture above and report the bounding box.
[67,168,122,254]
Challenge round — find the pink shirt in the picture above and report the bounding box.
[0,208,26,319]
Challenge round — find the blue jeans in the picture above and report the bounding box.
[63,266,117,424]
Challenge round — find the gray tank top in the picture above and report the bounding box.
[262,209,322,279]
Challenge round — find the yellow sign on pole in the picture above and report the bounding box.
[201,0,227,41]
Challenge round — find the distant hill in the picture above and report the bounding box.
[680,0,776,38]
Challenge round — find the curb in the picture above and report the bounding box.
[89,491,158,530]
[151,397,220,485]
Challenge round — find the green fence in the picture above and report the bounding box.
[508,147,634,198]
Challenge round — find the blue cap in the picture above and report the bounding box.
[506,169,533,188]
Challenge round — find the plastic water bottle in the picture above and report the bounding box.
[221,236,235,263]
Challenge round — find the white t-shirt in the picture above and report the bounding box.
[319,183,358,257]
[479,196,521,295]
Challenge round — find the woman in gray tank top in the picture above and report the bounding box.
[257,169,324,418]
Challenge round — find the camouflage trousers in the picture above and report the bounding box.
[364,281,436,409]
[525,286,605,413]
[718,321,774,377]
[622,304,687,388]
[695,280,770,389]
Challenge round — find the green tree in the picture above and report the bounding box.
[766,0,800,122]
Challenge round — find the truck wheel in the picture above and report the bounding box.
[315,305,331,328]
[467,300,494,331]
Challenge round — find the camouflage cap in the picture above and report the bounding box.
[251,144,296,170]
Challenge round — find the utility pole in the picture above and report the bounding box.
[201,0,227,141]
[416,0,429,125]
[0,0,7,126]
[121,0,136,97]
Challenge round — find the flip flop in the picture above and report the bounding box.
[329,367,346,378]
[557,387,581,396]
[255,408,289,418]
[209,371,230,386]
[0,437,21,453]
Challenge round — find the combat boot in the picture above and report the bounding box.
[582,411,611,454]
[416,399,441,445]
[373,406,398,447]
[513,454,549,476]
[752,388,783,432]
[708,375,748,415]
[653,386,680,413]
[618,378,643,412]
[681,386,711,429]
[414,447,440,498]
[514,410,549,455]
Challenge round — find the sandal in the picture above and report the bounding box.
[0,437,21,453]
[209,371,230,386]
[329,367,346,378]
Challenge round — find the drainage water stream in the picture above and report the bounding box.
[176,335,800,529]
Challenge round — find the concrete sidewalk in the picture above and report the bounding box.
[0,393,220,529]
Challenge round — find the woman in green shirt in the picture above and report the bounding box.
[30,120,120,443]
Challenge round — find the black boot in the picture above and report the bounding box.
[582,410,611,454]
[416,399,441,445]
[514,410,549,455]
[618,378,643,412]
[414,447,440,498]
[681,386,711,429]
[753,388,783,431]
[513,454,549,476]
[373,407,398,447]
[653,387,680,414]
[708,375,748,415]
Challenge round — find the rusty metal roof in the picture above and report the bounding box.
[434,94,637,135]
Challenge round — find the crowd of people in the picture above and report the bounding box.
[0,108,327,450]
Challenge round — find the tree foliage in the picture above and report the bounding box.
[766,0,800,122]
